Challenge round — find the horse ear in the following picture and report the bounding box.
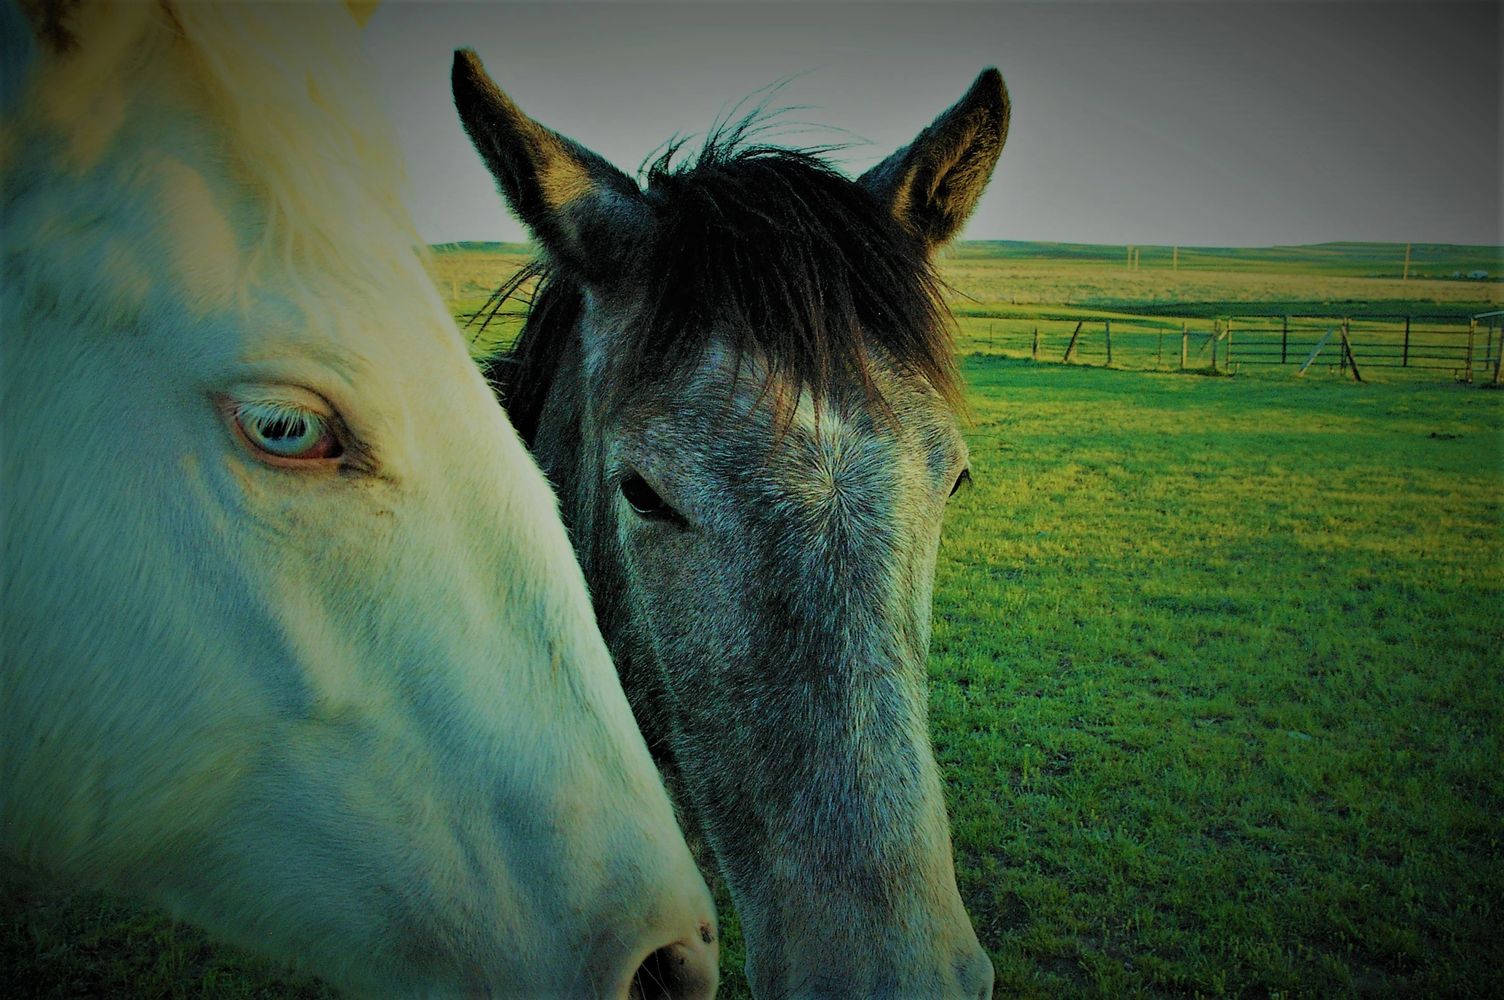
[452,48,651,286]
[859,68,1010,251]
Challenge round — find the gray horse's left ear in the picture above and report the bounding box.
[452,48,652,286]
[859,68,1010,250]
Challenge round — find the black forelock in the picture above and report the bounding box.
[484,123,959,445]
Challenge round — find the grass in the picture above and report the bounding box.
[953,240,1502,280]
[939,242,1502,383]
[1,881,333,998]
[931,360,1502,998]
[5,241,1502,997]
[941,242,1500,310]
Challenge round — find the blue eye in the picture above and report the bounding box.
[233,400,342,461]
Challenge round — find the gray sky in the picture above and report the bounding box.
[363,1,1502,247]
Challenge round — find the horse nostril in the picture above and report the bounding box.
[626,931,718,1000]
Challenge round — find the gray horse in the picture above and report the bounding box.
[454,50,1007,1000]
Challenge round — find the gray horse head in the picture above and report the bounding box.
[454,50,1008,1000]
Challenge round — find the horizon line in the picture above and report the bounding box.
[428,238,1504,252]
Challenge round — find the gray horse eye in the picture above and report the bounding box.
[949,468,972,497]
[621,473,678,520]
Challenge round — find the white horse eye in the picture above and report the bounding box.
[232,400,342,462]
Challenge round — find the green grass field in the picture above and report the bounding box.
[5,242,1501,997]
[931,360,1501,998]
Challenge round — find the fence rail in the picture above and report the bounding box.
[960,309,1504,384]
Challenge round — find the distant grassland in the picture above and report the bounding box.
[433,240,1503,365]
[433,238,1502,313]
[4,242,1501,998]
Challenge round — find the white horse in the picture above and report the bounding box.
[0,2,716,997]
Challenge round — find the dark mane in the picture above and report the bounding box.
[483,128,959,446]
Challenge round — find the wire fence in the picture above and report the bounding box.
[959,310,1504,384]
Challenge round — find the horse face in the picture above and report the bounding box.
[1,5,715,997]
[596,355,991,998]
[456,49,1006,998]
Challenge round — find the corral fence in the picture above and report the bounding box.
[1228,311,1503,383]
[965,309,1504,385]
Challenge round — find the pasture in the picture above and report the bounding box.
[5,243,1501,997]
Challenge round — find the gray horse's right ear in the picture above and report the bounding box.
[859,68,1010,250]
[452,49,651,285]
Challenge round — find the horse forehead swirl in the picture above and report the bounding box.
[652,351,965,476]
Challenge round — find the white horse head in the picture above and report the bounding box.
[0,3,716,996]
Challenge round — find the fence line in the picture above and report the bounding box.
[961,309,1503,384]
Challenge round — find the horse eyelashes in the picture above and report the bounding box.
[227,396,344,463]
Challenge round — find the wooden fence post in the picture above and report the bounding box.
[1465,317,1476,382]
[1210,321,1219,372]
[1226,318,1234,372]
[1339,318,1363,382]
[1156,328,1164,369]
[1485,320,1497,384]
[1281,315,1289,365]
[1031,326,1040,360]
[1180,323,1188,370]
[1062,320,1085,364]
[1104,319,1113,366]
[1402,316,1411,368]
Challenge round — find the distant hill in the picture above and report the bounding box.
[948,241,1501,280]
